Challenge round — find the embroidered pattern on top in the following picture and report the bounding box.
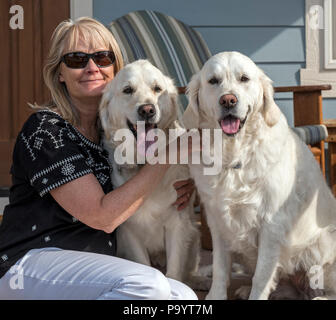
[39,169,93,196]
[21,113,66,162]
[96,172,109,185]
[30,154,85,184]
[84,149,111,181]
[48,118,59,125]
[23,110,111,195]
[61,162,76,176]
[33,137,44,150]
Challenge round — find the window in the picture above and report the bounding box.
[301,0,336,97]
[324,0,336,68]
[70,0,93,20]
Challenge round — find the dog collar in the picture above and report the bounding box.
[232,162,242,169]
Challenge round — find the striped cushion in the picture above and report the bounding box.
[108,10,212,112]
[291,125,328,145]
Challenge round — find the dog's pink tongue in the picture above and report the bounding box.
[220,117,240,134]
[137,129,156,156]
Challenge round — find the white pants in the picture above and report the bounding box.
[0,247,198,300]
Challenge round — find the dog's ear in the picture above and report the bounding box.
[182,73,201,129]
[161,76,179,129]
[167,77,179,117]
[166,91,180,129]
[261,73,281,127]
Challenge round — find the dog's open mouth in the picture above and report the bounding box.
[127,119,158,152]
[219,114,247,136]
[127,119,157,138]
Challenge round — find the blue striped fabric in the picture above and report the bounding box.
[292,125,328,145]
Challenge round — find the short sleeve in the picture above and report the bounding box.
[14,111,94,197]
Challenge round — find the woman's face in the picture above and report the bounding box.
[59,37,115,103]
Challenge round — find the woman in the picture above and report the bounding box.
[0,17,197,300]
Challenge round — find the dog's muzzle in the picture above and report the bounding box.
[219,106,250,137]
[127,119,157,139]
[219,94,238,109]
[137,104,156,121]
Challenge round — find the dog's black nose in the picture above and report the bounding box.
[219,94,238,108]
[137,104,156,120]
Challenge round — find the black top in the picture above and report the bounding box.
[0,110,116,278]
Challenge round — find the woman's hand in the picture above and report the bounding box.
[172,178,195,211]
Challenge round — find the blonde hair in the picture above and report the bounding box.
[33,17,124,126]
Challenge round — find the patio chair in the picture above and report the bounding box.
[107,10,331,250]
[109,10,211,117]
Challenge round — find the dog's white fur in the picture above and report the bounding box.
[100,60,201,284]
[183,51,336,300]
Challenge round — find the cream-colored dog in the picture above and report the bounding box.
[183,51,336,300]
[99,60,202,285]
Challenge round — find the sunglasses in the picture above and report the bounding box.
[61,51,115,69]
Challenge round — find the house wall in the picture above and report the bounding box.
[93,0,336,126]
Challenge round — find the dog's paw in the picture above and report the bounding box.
[234,285,251,300]
[232,263,246,275]
[187,275,212,291]
[205,289,228,300]
[198,265,212,277]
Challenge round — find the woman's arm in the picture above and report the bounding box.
[50,162,170,233]
[50,130,200,233]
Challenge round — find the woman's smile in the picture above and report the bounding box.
[80,79,104,82]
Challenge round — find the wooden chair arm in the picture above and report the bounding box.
[324,119,336,195]
[178,84,332,96]
[274,85,332,93]
[178,87,187,94]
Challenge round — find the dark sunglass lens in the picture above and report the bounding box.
[93,51,115,67]
[64,52,88,68]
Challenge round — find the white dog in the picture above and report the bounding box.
[183,51,336,300]
[99,60,202,285]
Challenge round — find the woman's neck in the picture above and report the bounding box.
[72,96,101,144]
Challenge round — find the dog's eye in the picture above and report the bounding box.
[208,77,219,85]
[123,86,134,94]
[240,75,249,82]
[154,85,162,93]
